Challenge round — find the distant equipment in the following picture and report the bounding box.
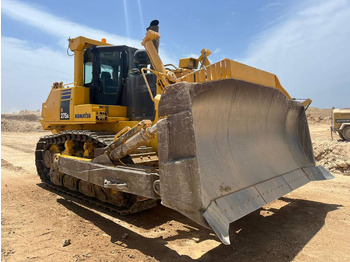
[331,107,350,141]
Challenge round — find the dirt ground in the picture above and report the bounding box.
[1,108,350,262]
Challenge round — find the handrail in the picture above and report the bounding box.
[141,68,166,102]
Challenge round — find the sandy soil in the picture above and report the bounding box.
[1,109,350,261]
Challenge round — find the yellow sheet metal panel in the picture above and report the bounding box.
[274,76,292,99]
[41,88,62,122]
[227,59,276,88]
[111,121,141,131]
[222,60,228,79]
[91,105,102,111]
[215,62,221,80]
[74,87,90,105]
[179,57,198,69]
[199,68,205,82]
[107,105,128,117]
[226,59,232,78]
[195,71,199,82]
[207,66,212,81]
[181,58,291,99]
[44,120,144,137]
[107,117,129,122]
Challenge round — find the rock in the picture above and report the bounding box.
[337,161,348,168]
[121,233,128,240]
[62,239,71,247]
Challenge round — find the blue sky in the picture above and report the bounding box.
[1,0,349,112]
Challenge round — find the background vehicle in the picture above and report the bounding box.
[331,108,350,141]
[36,20,333,244]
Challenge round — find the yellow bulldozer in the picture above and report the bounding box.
[36,20,333,244]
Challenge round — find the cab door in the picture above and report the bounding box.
[90,48,123,105]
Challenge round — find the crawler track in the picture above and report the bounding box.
[35,130,157,215]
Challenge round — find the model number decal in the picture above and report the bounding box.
[60,113,69,119]
[60,100,70,120]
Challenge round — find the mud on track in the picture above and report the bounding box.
[1,116,350,261]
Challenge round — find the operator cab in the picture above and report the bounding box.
[84,45,135,105]
[83,46,157,120]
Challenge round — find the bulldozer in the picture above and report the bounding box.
[36,20,333,245]
[331,107,350,141]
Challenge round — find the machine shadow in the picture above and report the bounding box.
[48,182,340,262]
[200,197,341,262]
[37,182,204,231]
[57,198,199,262]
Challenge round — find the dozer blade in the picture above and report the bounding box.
[157,79,333,245]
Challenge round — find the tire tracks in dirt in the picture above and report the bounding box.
[2,143,35,154]
[1,159,24,172]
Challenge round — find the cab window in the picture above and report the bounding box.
[84,62,93,85]
[84,51,93,86]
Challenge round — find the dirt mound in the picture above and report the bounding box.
[1,110,43,132]
[313,140,350,175]
[2,112,40,122]
[1,119,43,132]
[306,107,332,124]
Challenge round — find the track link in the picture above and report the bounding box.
[35,130,157,215]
